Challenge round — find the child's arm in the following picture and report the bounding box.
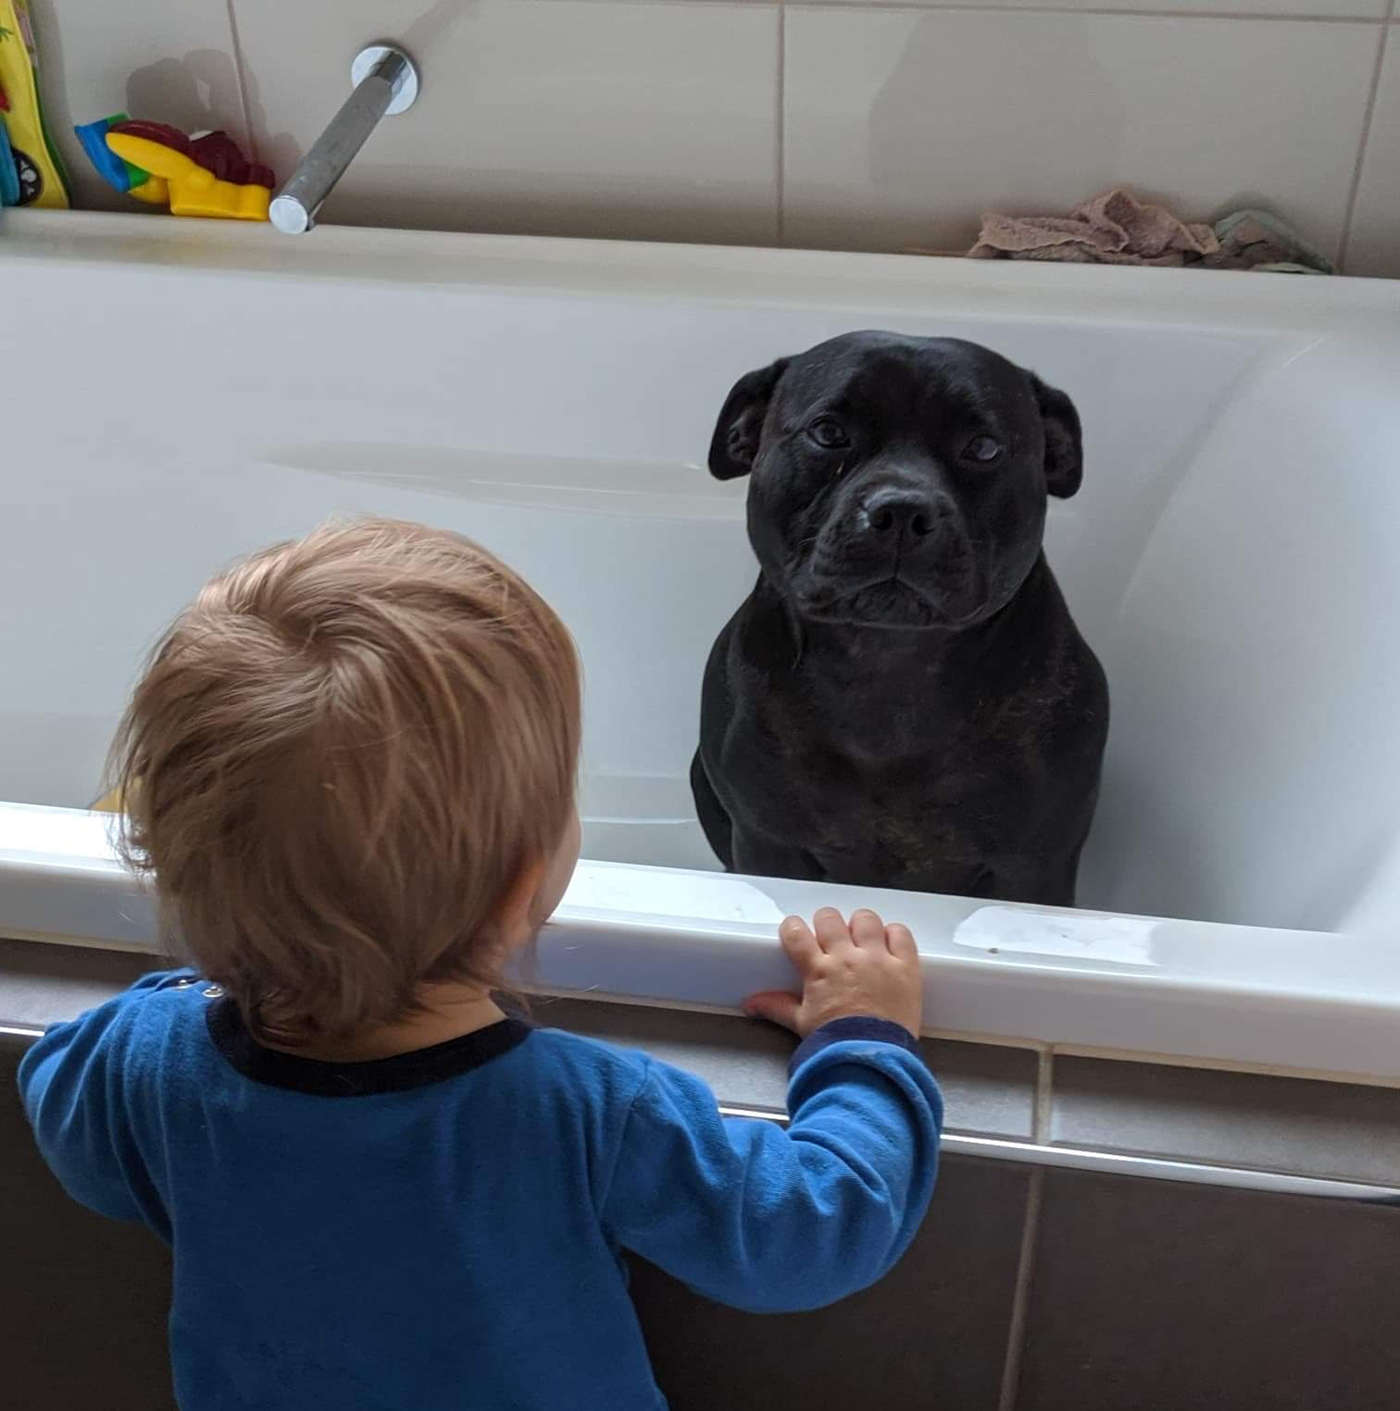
[17,970,193,1226]
[603,908,941,1313]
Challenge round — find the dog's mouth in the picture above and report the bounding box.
[794,570,981,629]
[787,518,995,628]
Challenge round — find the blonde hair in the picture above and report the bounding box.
[108,517,580,1045]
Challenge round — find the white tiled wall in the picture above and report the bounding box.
[28,0,1400,274]
[784,9,1379,257]
[1347,31,1400,276]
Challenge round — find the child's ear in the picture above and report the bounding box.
[494,857,547,940]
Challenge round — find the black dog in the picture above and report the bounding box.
[691,331,1108,906]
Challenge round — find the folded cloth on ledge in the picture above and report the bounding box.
[964,189,1333,274]
[1208,208,1334,274]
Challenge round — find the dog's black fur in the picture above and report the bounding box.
[691,331,1109,905]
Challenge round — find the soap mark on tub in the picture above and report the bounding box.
[954,907,1159,966]
[262,444,748,522]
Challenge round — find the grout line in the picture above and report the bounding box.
[1033,1048,1054,1144]
[1337,7,1393,270]
[776,1,787,247]
[787,2,1390,24]
[997,1166,1044,1411]
[224,0,260,164]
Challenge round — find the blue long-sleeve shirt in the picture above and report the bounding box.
[18,970,942,1410]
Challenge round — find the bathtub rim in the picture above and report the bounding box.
[8,209,1400,341]
[2,800,1396,1084]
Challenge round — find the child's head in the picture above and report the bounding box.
[109,517,581,1045]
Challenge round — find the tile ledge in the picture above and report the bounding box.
[1051,1042,1400,1090]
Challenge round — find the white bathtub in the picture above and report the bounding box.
[5,211,1400,1079]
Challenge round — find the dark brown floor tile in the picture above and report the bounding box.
[634,1154,1027,1411]
[1018,1167,1400,1411]
[1,1035,175,1411]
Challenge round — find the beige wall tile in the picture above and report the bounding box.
[28,0,245,212]
[783,7,1381,262]
[24,0,1393,276]
[231,0,780,245]
[1344,29,1400,277]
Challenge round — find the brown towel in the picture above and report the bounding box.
[963,188,1333,273]
[968,189,1218,266]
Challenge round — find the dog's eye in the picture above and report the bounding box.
[965,435,1003,464]
[807,417,850,450]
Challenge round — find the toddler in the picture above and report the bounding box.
[19,517,941,1410]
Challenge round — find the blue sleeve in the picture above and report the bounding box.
[601,1018,942,1313]
[16,968,194,1226]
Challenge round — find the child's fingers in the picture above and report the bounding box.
[850,908,885,948]
[885,922,918,960]
[779,915,820,967]
[743,990,802,1034]
[813,907,850,954]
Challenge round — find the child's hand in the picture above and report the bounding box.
[743,907,922,1039]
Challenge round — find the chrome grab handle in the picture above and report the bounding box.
[268,43,420,236]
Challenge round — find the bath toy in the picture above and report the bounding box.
[73,114,275,221]
[108,122,274,220]
[91,787,123,814]
[74,112,146,194]
[0,0,70,207]
[0,110,18,205]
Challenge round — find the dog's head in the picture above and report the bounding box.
[709,331,1082,629]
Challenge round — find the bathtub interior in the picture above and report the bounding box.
[6,230,1400,940]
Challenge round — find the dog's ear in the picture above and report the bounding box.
[1028,373,1083,499]
[708,359,790,480]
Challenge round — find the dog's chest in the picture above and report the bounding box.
[739,721,1006,874]
[731,678,1028,821]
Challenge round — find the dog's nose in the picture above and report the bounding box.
[862,488,936,539]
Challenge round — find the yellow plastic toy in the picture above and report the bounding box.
[91,786,124,814]
[105,129,270,221]
[0,0,70,207]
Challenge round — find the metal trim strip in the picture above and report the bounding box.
[717,1104,1400,1204]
